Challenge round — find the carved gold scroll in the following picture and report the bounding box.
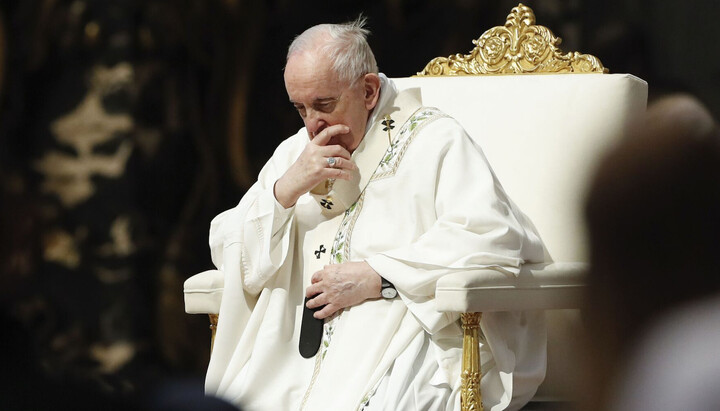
[418,3,607,76]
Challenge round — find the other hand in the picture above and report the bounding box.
[305,261,382,319]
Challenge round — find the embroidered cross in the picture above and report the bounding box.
[320,198,333,209]
[314,245,326,259]
[381,116,395,131]
[382,115,395,144]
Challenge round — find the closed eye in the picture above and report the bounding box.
[290,96,339,118]
[314,100,337,113]
[293,104,307,117]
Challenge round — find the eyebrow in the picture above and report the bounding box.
[289,96,339,105]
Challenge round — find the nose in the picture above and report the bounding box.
[305,110,327,138]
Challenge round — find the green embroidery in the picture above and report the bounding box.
[379,138,400,168]
[359,395,371,410]
[328,107,446,280]
[358,384,379,410]
[372,107,448,180]
[329,193,364,264]
[321,107,446,361]
[320,322,335,360]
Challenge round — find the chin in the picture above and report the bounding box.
[330,136,355,152]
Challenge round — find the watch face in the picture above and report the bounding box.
[381,287,397,299]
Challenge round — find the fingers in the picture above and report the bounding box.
[306,282,321,298]
[305,288,338,318]
[305,292,326,309]
[311,270,323,284]
[303,139,355,180]
[327,169,353,182]
[312,124,350,147]
[314,303,338,319]
[320,158,356,184]
[321,144,352,160]
[322,157,355,174]
[306,293,336,319]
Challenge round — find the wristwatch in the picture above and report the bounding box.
[380,277,398,299]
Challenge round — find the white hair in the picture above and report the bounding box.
[287,16,378,85]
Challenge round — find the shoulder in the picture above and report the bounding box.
[407,108,480,153]
[402,108,495,178]
[377,107,489,178]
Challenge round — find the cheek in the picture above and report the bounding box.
[329,132,352,146]
[343,130,365,152]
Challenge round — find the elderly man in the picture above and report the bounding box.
[205,18,546,411]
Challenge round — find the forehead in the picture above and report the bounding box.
[284,52,344,101]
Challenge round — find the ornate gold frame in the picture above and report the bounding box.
[417,4,606,411]
[418,3,606,76]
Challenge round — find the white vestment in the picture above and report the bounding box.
[205,75,547,411]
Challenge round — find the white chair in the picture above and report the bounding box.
[185,4,648,409]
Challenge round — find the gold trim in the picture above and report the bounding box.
[461,313,483,411]
[209,314,219,353]
[300,342,325,411]
[418,3,607,76]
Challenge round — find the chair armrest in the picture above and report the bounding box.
[435,262,587,312]
[184,269,225,315]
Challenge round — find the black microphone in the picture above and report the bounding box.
[299,296,325,358]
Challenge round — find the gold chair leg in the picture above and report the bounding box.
[209,314,219,353]
[461,312,483,411]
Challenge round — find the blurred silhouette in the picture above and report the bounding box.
[582,94,720,411]
[609,293,720,410]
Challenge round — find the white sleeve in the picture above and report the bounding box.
[209,131,307,295]
[365,118,546,334]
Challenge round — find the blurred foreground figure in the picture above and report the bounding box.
[204,18,547,411]
[611,294,720,410]
[583,94,720,411]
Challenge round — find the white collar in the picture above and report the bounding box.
[365,73,398,135]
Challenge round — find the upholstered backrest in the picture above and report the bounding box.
[391,74,648,262]
[391,74,647,402]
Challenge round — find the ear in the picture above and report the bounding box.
[362,73,381,111]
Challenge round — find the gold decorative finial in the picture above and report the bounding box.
[418,3,607,76]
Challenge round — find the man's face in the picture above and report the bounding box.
[284,51,380,153]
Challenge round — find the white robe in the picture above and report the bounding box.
[205,75,547,411]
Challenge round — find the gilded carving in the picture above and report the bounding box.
[461,312,483,411]
[461,312,482,329]
[418,3,607,76]
[209,314,219,352]
[461,370,482,411]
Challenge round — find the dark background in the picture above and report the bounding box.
[1,0,718,403]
